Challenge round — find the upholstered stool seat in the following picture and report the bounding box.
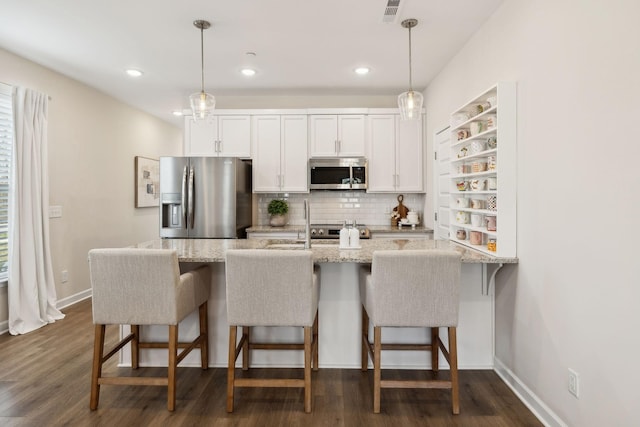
[88,248,210,411]
[225,249,320,413]
[359,249,462,414]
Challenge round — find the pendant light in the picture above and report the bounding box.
[189,20,215,120]
[397,18,423,121]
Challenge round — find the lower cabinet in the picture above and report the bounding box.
[371,231,432,239]
[247,231,301,240]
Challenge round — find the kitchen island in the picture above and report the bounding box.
[124,238,516,370]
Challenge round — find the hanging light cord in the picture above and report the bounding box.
[199,25,205,93]
[408,24,413,92]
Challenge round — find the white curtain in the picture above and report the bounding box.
[8,87,64,335]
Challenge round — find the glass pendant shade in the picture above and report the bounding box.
[398,18,422,121]
[398,90,423,121]
[189,90,216,120]
[190,20,215,121]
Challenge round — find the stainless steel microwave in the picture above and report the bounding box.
[308,158,368,190]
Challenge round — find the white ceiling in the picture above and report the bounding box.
[0,0,503,126]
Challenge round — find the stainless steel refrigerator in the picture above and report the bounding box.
[159,157,252,238]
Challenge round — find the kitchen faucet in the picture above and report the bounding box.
[304,199,311,249]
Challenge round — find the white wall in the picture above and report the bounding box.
[0,47,183,324]
[423,0,640,425]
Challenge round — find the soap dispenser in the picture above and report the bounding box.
[349,220,360,248]
[339,221,350,248]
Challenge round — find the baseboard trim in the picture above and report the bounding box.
[56,289,92,310]
[493,357,567,427]
[0,289,91,335]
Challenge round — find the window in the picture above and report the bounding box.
[0,83,13,282]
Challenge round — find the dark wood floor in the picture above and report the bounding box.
[0,299,542,426]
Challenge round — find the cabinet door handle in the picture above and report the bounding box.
[335,140,338,154]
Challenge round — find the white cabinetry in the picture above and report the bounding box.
[367,114,423,192]
[449,82,516,257]
[184,115,251,157]
[309,115,365,157]
[252,115,308,192]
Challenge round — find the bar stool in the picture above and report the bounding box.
[88,248,210,411]
[225,249,319,413]
[359,249,462,414]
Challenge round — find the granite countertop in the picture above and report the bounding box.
[246,225,434,234]
[132,238,517,264]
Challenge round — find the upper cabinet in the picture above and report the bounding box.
[367,114,424,193]
[448,82,516,257]
[309,114,366,157]
[184,115,251,157]
[252,115,308,193]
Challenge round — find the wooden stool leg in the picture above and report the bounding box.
[312,312,319,371]
[242,326,250,370]
[199,301,209,369]
[227,326,237,413]
[167,325,178,411]
[361,306,369,371]
[431,327,439,372]
[373,326,382,414]
[304,326,312,413]
[449,327,459,415]
[131,325,140,369]
[90,324,105,410]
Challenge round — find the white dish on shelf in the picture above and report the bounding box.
[339,245,361,250]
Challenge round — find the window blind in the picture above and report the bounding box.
[0,83,13,281]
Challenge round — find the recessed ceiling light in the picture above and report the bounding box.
[125,69,143,77]
[354,67,370,75]
[241,68,256,76]
[172,110,183,117]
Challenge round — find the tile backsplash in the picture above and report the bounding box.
[257,192,425,226]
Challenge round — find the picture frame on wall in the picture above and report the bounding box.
[134,156,159,208]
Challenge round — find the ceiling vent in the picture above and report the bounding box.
[382,0,402,23]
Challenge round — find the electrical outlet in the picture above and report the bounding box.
[568,368,579,398]
[49,205,63,218]
[61,270,68,283]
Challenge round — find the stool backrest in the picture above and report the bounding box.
[225,249,317,327]
[88,248,181,325]
[370,250,461,327]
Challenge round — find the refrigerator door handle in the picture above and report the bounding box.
[188,166,195,229]
[181,165,188,229]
